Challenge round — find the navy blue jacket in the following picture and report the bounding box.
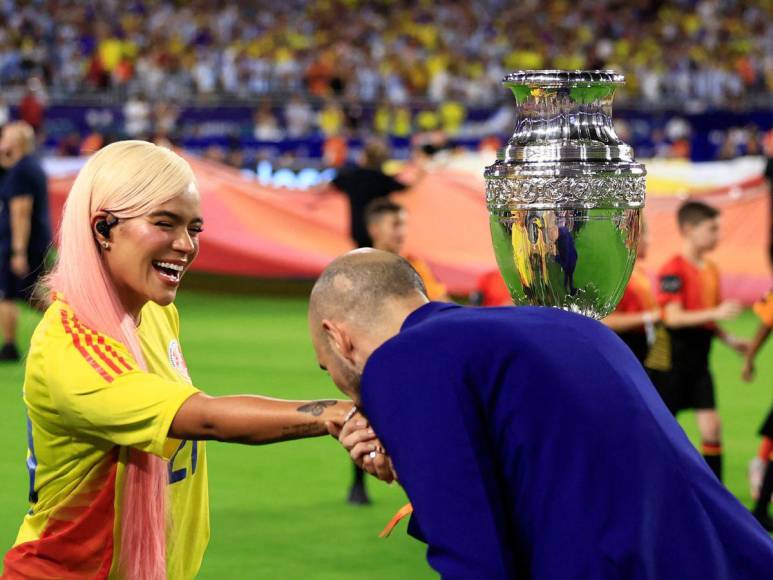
[0,154,51,259]
[361,302,773,579]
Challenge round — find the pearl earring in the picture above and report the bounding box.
[101,241,109,249]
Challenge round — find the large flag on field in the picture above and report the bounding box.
[44,153,770,301]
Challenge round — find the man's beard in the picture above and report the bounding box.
[341,360,362,398]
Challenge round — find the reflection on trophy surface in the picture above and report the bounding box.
[485,70,646,319]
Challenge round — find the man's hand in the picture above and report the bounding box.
[362,448,397,484]
[10,253,29,277]
[328,411,397,483]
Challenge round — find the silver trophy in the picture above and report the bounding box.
[485,70,646,319]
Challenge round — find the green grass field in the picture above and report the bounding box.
[0,291,770,578]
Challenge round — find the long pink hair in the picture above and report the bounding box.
[46,141,196,579]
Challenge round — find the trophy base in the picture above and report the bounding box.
[490,207,640,319]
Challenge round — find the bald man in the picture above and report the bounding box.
[0,122,51,361]
[310,250,773,579]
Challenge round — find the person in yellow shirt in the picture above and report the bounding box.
[364,198,449,302]
[390,106,413,138]
[1,141,353,579]
[439,100,466,136]
[415,107,440,133]
[317,100,344,138]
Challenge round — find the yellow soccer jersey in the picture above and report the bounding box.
[2,299,209,579]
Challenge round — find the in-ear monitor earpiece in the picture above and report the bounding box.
[95,215,119,240]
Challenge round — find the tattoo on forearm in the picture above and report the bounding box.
[281,422,322,437]
[259,422,323,444]
[296,400,337,416]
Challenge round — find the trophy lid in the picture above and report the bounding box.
[503,70,625,88]
[494,69,643,169]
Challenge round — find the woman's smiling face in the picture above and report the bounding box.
[97,184,203,318]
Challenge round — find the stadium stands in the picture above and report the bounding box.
[1,0,770,106]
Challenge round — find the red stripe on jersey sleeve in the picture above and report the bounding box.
[104,344,134,372]
[60,310,114,383]
[72,319,134,373]
[71,319,123,375]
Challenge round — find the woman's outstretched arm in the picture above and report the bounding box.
[170,393,353,444]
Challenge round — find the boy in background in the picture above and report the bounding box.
[655,201,748,482]
[469,269,512,307]
[365,198,449,301]
[740,289,773,531]
[603,219,661,364]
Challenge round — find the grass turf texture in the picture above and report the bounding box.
[0,292,770,577]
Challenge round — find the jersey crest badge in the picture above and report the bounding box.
[660,275,682,293]
[168,340,191,383]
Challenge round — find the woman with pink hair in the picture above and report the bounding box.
[1,141,352,579]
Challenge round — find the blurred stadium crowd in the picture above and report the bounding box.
[1,0,771,106]
[0,0,770,171]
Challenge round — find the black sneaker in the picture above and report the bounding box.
[347,481,371,506]
[753,511,773,532]
[0,343,20,362]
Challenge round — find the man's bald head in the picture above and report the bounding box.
[310,249,427,328]
[309,250,429,402]
[0,121,35,168]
